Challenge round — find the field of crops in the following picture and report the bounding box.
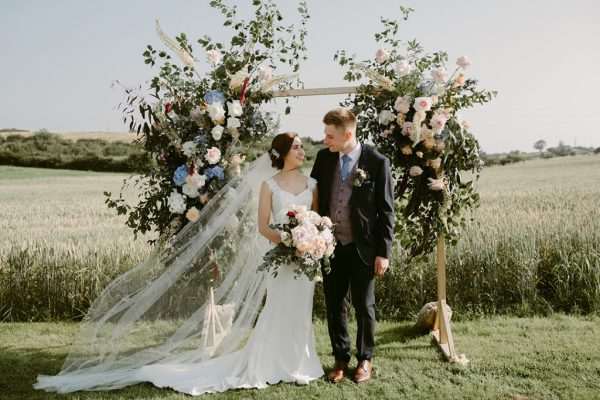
[1,154,599,321]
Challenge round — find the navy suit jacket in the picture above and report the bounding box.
[310,144,395,266]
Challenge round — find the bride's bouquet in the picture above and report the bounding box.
[259,205,336,281]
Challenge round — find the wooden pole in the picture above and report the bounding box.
[271,86,358,98]
[431,233,467,364]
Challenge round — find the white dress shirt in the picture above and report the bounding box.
[339,142,362,173]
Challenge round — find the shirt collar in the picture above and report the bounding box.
[339,141,361,162]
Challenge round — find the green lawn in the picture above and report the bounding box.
[2,316,600,399]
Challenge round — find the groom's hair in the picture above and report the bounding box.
[323,108,357,133]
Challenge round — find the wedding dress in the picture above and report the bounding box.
[34,154,323,395]
[134,177,323,394]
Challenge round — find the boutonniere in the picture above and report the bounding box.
[354,168,368,187]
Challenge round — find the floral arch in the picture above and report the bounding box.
[105,0,495,364]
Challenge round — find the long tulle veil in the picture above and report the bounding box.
[35,154,277,393]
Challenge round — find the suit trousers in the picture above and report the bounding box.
[323,242,375,363]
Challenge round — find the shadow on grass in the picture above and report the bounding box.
[0,346,177,400]
[376,321,423,345]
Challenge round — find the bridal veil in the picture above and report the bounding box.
[36,154,277,393]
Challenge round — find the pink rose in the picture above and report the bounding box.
[375,48,390,63]
[205,147,221,165]
[394,96,410,113]
[456,55,471,70]
[427,177,445,191]
[413,97,432,113]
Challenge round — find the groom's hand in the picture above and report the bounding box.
[374,256,389,276]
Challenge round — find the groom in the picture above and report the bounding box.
[310,108,394,384]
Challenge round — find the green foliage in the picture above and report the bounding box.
[335,13,496,260]
[0,131,150,172]
[109,0,310,241]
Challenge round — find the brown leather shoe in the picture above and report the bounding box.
[327,360,348,383]
[354,359,372,384]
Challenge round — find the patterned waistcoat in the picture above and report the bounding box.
[329,160,356,245]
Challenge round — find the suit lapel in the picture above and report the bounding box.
[350,143,368,205]
[321,150,338,213]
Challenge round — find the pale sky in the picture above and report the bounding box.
[1,0,599,153]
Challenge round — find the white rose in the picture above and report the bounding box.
[375,48,390,63]
[456,55,471,70]
[258,65,273,82]
[182,141,197,157]
[206,102,225,122]
[413,97,432,113]
[211,125,224,141]
[394,96,411,113]
[182,182,200,198]
[227,101,243,117]
[205,146,221,164]
[401,122,414,136]
[308,211,321,225]
[280,231,293,247]
[168,191,186,214]
[431,67,448,85]
[409,166,423,176]
[320,228,334,244]
[319,216,333,228]
[227,117,241,129]
[206,49,221,66]
[187,173,206,188]
[378,110,395,125]
[186,207,200,222]
[394,59,411,77]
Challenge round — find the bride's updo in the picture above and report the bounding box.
[268,132,298,170]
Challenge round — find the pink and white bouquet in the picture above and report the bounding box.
[259,204,336,281]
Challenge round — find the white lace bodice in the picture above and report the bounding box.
[265,176,317,223]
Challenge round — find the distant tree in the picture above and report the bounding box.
[534,140,546,154]
[547,140,573,157]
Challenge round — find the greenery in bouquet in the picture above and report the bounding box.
[105,0,309,242]
[259,205,336,281]
[335,7,496,260]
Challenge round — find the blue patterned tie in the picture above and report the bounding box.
[341,154,351,182]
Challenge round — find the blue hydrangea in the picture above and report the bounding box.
[173,164,189,186]
[194,135,208,144]
[204,90,226,106]
[204,166,224,180]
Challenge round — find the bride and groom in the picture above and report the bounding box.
[35,107,395,395]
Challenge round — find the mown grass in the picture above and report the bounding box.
[1,316,600,399]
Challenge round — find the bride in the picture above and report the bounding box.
[35,132,324,395]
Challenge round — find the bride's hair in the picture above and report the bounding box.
[268,132,298,169]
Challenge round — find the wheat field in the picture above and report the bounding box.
[1,155,599,321]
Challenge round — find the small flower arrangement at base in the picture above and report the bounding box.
[259,205,336,281]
